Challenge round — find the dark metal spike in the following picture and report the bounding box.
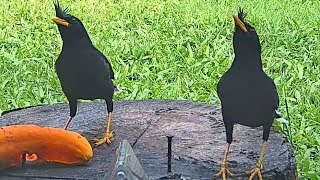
[166,135,174,173]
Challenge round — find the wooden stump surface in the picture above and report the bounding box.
[0,100,297,179]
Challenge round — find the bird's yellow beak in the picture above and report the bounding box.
[53,17,69,27]
[233,15,248,32]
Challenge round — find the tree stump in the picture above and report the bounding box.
[0,100,297,180]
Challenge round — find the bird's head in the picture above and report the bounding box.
[53,0,92,46]
[232,9,261,57]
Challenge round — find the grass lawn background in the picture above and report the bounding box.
[1,0,319,178]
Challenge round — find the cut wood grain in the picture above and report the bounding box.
[0,100,297,180]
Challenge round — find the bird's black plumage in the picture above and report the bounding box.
[215,9,283,179]
[217,9,279,143]
[53,1,115,145]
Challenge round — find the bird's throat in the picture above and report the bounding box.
[62,38,93,50]
[233,55,263,70]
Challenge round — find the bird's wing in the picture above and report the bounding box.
[270,78,279,110]
[263,75,290,124]
[269,77,289,124]
[78,49,115,82]
[268,77,279,110]
[97,50,114,80]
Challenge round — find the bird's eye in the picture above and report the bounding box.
[71,18,76,23]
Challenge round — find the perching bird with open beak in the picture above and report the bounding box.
[52,1,116,146]
[215,9,288,180]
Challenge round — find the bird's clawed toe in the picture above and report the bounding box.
[214,164,234,180]
[93,131,114,146]
[245,163,263,180]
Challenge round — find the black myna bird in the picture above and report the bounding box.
[215,9,288,180]
[52,1,116,146]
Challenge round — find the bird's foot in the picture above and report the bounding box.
[245,163,263,180]
[214,163,234,180]
[93,132,114,146]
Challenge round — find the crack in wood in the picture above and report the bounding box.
[132,117,162,147]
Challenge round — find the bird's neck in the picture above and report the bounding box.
[59,28,94,50]
[233,54,263,70]
[62,38,94,50]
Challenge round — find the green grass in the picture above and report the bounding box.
[1,0,319,178]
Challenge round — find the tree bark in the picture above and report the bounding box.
[0,100,297,179]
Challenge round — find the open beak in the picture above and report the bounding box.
[233,15,248,32]
[53,17,69,27]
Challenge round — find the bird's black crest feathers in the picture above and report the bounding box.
[53,0,71,18]
[238,8,246,23]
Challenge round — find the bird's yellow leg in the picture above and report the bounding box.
[246,141,267,180]
[93,112,114,146]
[63,116,73,130]
[215,143,234,180]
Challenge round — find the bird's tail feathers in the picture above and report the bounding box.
[275,110,289,125]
